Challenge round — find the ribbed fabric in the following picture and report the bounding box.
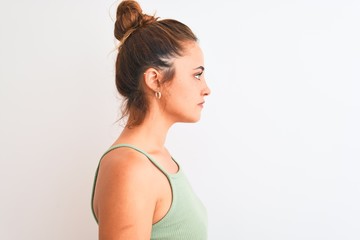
[91,144,208,240]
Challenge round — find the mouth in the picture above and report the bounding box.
[198,101,205,107]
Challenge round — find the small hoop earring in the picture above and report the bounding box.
[155,91,162,99]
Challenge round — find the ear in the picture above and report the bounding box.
[143,68,161,92]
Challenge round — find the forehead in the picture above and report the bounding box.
[174,42,204,68]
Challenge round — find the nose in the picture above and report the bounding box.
[202,80,211,96]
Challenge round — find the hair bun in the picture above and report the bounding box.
[114,0,157,42]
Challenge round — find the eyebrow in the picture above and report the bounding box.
[194,66,205,71]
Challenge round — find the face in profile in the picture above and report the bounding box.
[162,42,211,123]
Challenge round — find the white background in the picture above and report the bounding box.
[1,0,359,239]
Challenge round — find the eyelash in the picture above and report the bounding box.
[195,72,203,80]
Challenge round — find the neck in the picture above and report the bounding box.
[115,109,174,152]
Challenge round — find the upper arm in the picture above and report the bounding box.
[93,151,157,240]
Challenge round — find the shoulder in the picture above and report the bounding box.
[93,147,159,238]
[97,147,157,192]
[100,147,152,175]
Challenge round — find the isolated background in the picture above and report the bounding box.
[1,0,359,239]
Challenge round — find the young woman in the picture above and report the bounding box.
[91,1,211,239]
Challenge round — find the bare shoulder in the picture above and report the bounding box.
[94,147,158,202]
[99,147,154,179]
[93,147,158,239]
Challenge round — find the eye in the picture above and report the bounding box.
[195,71,203,80]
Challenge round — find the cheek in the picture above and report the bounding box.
[173,85,193,104]
[163,86,189,111]
[165,81,187,99]
[164,77,197,105]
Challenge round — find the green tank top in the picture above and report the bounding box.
[91,144,208,240]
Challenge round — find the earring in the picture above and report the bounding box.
[155,91,162,99]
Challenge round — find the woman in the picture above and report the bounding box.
[91,0,211,239]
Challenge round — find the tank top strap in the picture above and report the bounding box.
[104,143,176,177]
[91,143,177,223]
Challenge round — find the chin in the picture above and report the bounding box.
[180,115,201,123]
